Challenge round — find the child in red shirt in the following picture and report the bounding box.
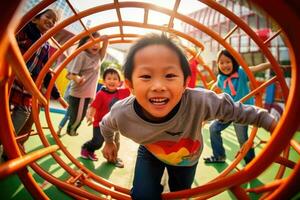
[81,67,130,167]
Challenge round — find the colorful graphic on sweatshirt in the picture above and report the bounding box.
[145,138,201,166]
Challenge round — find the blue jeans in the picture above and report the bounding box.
[131,145,198,200]
[209,120,255,164]
[58,108,69,129]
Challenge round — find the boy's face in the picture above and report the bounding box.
[104,73,120,92]
[126,44,188,121]
[32,10,57,33]
[218,54,233,75]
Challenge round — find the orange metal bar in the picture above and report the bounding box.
[264,29,282,45]
[143,8,149,24]
[0,145,59,179]
[290,140,300,154]
[246,179,282,194]
[0,43,48,200]
[0,0,299,199]
[266,161,300,199]
[114,0,124,38]
[168,0,181,28]
[65,0,91,34]
[6,34,47,105]
[223,25,238,41]
[239,76,278,103]
[275,156,296,169]
[230,185,250,200]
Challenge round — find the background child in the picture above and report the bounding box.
[100,34,276,199]
[65,32,108,136]
[9,9,67,143]
[81,67,130,167]
[204,49,271,164]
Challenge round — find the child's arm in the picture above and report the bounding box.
[206,91,276,132]
[66,73,85,85]
[57,96,69,109]
[249,62,272,73]
[102,141,117,163]
[86,106,96,126]
[99,35,109,60]
[269,119,277,132]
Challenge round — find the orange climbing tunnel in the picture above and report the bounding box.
[0,0,299,199]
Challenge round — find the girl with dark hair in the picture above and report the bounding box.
[9,8,67,141]
[100,34,276,199]
[65,32,108,136]
[204,49,271,164]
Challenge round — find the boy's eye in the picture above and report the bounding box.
[166,73,177,78]
[139,75,151,79]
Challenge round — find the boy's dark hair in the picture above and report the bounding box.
[77,32,100,48]
[123,33,191,82]
[217,49,239,76]
[103,67,121,81]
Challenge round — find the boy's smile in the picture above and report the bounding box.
[104,73,120,92]
[126,44,188,121]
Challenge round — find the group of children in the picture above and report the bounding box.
[7,8,277,200]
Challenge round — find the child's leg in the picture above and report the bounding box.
[131,145,164,200]
[233,124,255,164]
[209,120,231,158]
[67,96,90,136]
[81,126,104,161]
[82,126,104,152]
[57,109,70,136]
[58,108,70,129]
[166,162,198,192]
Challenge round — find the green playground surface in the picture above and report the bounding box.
[1,110,299,199]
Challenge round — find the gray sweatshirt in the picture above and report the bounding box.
[67,51,101,99]
[100,88,275,166]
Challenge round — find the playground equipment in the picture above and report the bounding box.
[0,0,299,199]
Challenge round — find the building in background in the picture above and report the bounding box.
[182,0,290,70]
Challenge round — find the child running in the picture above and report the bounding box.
[65,32,108,136]
[100,34,276,199]
[204,49,271,164]
[81,67,130,167]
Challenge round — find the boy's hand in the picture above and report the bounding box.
[85,107,95,126]
[86,115,93,126]
[102,142,117,163]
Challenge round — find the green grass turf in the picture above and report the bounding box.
[0,111,299,199]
